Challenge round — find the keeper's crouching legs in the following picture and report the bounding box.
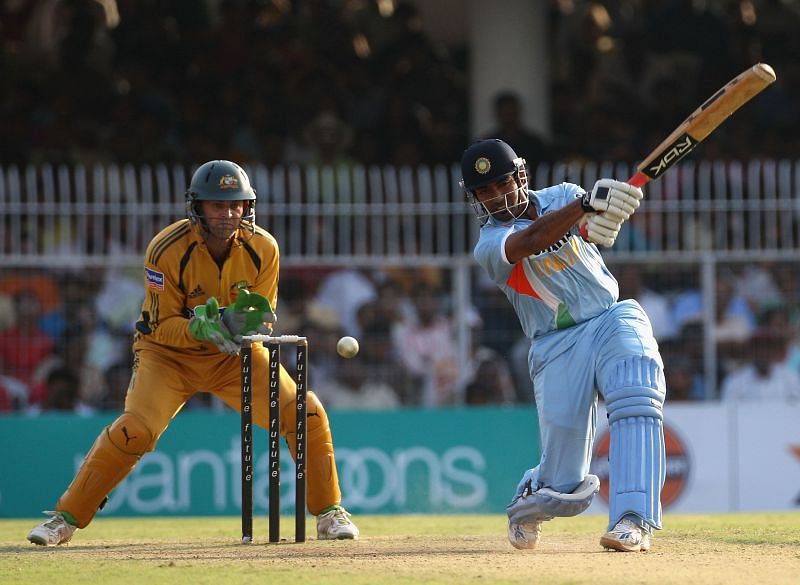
[57,412,154,528]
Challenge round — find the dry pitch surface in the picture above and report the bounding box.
[2,513,799,585]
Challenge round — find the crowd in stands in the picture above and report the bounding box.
[1,1,798,168]
[2,260,800,413]
[3,1,800,411]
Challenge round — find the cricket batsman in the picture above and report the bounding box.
[461,139,666,552]
[27,160,359,545]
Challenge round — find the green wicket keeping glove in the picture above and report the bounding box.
[189,297,240,355]
[221,288,276,342]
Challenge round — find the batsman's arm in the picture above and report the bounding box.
[505,200,586,264]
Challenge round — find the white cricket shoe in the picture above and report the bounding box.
[316,506,360,540]
[600,517,651,552]
[27,511,77,546]
[508,520,542,550]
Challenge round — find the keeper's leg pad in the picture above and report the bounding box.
[604,356,666,531]
[506,475,600,524]
[281,390,341,515]
[57,412,153,528]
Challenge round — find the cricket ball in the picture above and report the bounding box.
[336,336,359,358]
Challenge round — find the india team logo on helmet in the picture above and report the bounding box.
[218,174,239,189]
[475,157,491,175]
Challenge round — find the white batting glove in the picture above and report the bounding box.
[580,179,643,221]
[580,213,623,247]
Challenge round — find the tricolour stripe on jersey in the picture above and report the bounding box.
[507,253,578,330]
[506,263,542,300]
[148,222,190,265]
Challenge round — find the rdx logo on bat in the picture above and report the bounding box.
[645,134,698,179]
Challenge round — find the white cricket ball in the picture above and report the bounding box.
[336,336,359,358]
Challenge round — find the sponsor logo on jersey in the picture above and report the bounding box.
[528,232,571,257]
[145,267,165,291]
[590,423,690,509]
[219,174,239,189]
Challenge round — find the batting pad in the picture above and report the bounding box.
[607,416,665,531]
[506,475,600,524]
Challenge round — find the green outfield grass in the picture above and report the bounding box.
[2,513,799,585]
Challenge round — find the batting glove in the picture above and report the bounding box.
[580,179,643,221]
[189,297,240,355]
[580,213,623,247]
[221,288,276,342]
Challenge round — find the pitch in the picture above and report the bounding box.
[3,513,799,585]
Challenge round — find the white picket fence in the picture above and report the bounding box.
[2,159,800,266]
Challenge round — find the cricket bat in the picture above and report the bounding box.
[627,63,776,188]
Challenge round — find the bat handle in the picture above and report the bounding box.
[627,172,650,188]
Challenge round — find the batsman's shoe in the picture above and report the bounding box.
[27,511,77,546]
[600,518,651,552]
[508,520,542,550]
[316,506,360,540]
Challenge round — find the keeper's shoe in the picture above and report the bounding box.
[27,511,77,546]
[508,520,542,550]
[600,518,651,552]
[316,506,359,540]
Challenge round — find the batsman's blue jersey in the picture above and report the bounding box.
[474,183,619,339]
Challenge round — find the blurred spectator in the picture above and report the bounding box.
[300,301,347,388]
[659,341,697,402]
[672,268,756,377]
[0,374,28,412]
[462,331,516,407]
[313,318,401,410]
[720,327,800,403]
[667,322,708,400]
[40,366,95,414]
[392,282,459,406]
[616,264,677,341]
[299,109,356,167]
[94,266,145,337]
[472,270,524,364]
[0,268,60,316]
[733,263,784,316]
[95,360,132,411]
[314,268,377,337]
[483,91,549,166]
[0,290,56,399]
[459,312,515,405]
[30,301,115,408]
[1,1,793,166]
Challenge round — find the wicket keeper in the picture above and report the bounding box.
[27,160,359,545]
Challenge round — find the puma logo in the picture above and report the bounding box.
[121,426,137,445]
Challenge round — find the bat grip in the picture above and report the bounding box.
[627,172,649,188]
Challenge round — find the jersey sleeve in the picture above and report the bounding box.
[474,225,515,285]
[249,232,279,313]
[138,261,198,347]
[135,234,198,348]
